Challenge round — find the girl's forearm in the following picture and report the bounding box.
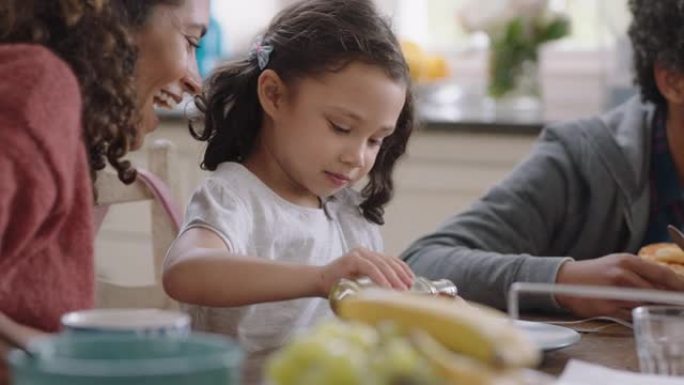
[162,249,325,307]
[0,312,47,349]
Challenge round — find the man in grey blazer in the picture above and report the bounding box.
[403,0,684,319]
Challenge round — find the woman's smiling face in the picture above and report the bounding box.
[131,0,209,149]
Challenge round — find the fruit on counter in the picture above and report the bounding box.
[401,40,425,81]
[266,320,444,385]
[335,288,540,369]
[401,40,450,83]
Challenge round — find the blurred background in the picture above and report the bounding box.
[97,0,634,286]
[207,0,633,119]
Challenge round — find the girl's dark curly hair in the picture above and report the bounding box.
[0,0,179,186]
[191,0,415,225]
[628,0,684,107]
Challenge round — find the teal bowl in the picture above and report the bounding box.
[9,332,242,385]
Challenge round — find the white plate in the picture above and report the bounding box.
[514,320,581,351]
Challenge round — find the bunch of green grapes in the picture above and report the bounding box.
[266,320,443,385]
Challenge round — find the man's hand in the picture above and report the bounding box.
[555,253,684,319]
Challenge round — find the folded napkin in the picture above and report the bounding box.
[556,360,684,385]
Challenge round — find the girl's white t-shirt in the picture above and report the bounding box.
[177,162,382,384]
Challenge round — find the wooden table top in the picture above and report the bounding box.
[524,316,638,376]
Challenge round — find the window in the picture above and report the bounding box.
[383,0,630,52]
[211,0,631,55]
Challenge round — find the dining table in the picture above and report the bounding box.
[524,315,638,376]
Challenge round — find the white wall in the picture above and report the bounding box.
[211,0,419,54]
[211,0,280,54]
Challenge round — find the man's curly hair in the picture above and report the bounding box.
[629,0,684,107]
[0,0,179,185]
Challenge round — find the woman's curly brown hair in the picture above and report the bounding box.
[191,0,415,225]
[629,0,684,107]
[0,0,179,186]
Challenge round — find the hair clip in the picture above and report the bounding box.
[250,39,274,70]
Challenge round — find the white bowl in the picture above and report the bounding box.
[61,308,191,336]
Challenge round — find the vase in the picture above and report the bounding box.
[486,42,543,118]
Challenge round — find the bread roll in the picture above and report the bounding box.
[638,243,684,276]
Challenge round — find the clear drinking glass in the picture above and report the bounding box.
[633,306,684,376]
[508,282,684,376]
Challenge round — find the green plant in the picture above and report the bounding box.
[488,15,569,98]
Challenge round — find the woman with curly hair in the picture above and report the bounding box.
[402,0,684,319]
[0,0,208,371]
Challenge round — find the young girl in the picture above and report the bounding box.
[163,0,415,382]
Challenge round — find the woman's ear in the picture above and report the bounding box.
[654,62,684,104]
[257,69,286,119]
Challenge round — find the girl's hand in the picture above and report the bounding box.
[318,247,414,296]
[1,338,11,385]
[0,312,48,385]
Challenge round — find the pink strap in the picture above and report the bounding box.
[135,168,182,232]
[93,205,110,231]
[93,169,182,233]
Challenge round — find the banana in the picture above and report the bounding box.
[410,330,525,385]
[335,288,540,369]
